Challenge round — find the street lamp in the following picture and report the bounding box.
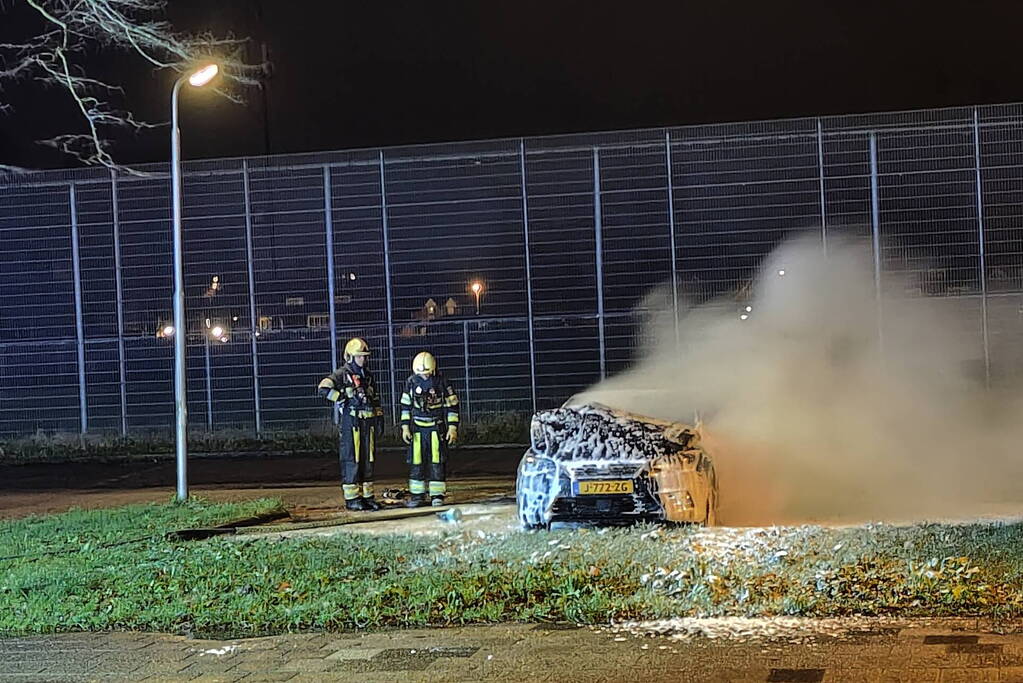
[171,62,219,502]
[470,281,483,315]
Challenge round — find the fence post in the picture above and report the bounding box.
[323,166,339,369]
[242,160,263,434]
[518,139,538,413]
[817,118,828,254]
[592,146,606,379]
[664,131,680,346]
[379,151,399,418]
[110,171,128,436]
[973,107,992,388]
[69,184,88,434]
[203,335,213,430]
[463,319,471,421]
[322,165,340,425]
[868,133,885,357]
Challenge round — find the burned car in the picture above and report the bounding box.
[516,402,718,529]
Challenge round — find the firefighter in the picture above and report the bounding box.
[317,338,384,511]
[399,351,459,507]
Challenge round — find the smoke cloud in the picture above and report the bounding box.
[577,234,1023,525]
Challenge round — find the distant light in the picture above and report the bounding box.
[778,269,786,276]
[471,282,482,294]
[162,325,175,337]
[219,336,229,343]
[745,306,752,312]
[188,64,219,87]
[349,273,357,281]
[740,314,749,321]
[211,325,224,338]
[232,316,239,322]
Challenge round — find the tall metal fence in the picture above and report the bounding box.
[3,103,1023,437]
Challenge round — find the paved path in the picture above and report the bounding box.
[4,619,1023,682]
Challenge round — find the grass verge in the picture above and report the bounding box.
[4,502,1023,637]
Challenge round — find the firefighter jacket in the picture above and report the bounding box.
[318,361,384,420]
[399,374,459,429]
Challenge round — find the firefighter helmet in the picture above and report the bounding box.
[343,337,371,361]
[412,351,437,376]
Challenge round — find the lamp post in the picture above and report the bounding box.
[171,63,219,502]
[470,281,483,315]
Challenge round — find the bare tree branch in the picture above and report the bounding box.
[0,0,263,172]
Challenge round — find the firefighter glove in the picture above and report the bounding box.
[401,424,412,444]
[446,425,458,444]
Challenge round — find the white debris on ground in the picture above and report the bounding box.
[607,616,969,644]
[197,645,237,657]
[666,524,823,566]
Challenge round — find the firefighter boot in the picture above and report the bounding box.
[405,493,428,508]
[431,496,445,507]
[345,497,369,511]
[361,497,381,511]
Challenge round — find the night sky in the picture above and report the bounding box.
[2,1,1023,169]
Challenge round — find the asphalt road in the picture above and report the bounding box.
[0,448,525,518]
[0,447,524,491]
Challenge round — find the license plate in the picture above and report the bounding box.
[575,480,634,495]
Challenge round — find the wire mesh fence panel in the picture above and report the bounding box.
[0,184,75,342]
[533,316,602,410]
[82,340,122,434]
[181,170,256,431]
[0,342,80,436]
[5,105,1023,439]
[123,337,173,432]
[198,334,256,431]
[599,143,673,312]
[605,311,657,377]
[979,110,1023,384]
[74,182,118,339]
[986,294,1023,385]
[329,161,387,329]
[464,318,532,414]
[671,122,823,302]
[117,177,172,338]
[818,130,873,239]
[524,147,598,317]
[256,330,332,432]
[248,166,331,431]
[74,181,123,433]
[384,150,526,320]
[876,121,981,296]
[0,184,79,435]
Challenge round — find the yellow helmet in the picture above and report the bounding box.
[412,351,437,376]
[343,337,371,361]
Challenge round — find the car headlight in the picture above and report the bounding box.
[530,420,548,454]
[521,454,557,474]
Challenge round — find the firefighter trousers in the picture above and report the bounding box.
[407,422,447,498]
[339,413,375,501]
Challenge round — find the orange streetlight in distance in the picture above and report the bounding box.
[470,281,483,315]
